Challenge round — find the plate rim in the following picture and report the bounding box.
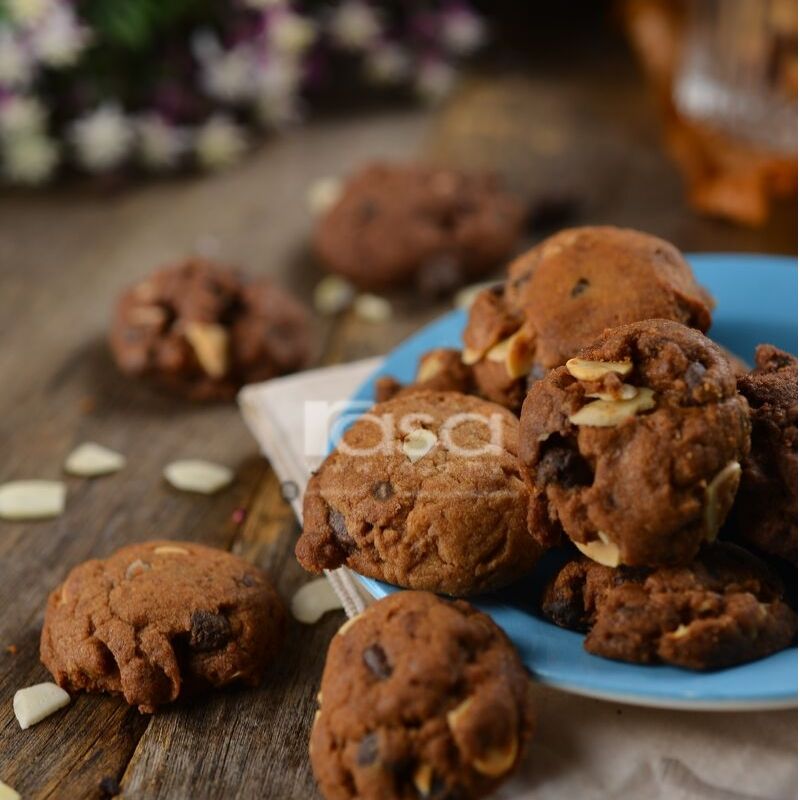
[341,252,798,712]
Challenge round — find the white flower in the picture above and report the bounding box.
[30,4,91,67]
[0,31,33,88]
[70,105,133,172]
[6,0,51,26]
[254,56,302,127]
[136,115,188,170]
[365,42,410,84]
[202,43,258,103]
[268,11,316,56]
[329,1,381,51]
[0,95,46,139]
[441,9,486,56]
[195,114,246,170]
[3,134,58,184]
[415,58,457,104]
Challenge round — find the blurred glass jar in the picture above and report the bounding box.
[673,0,797,155]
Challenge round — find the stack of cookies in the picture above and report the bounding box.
[297,225,797,672]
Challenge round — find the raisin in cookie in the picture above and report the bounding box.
[541,543,796,669]
[519,319,751,567]
[462,227,714,411]
[297,391,542,595]
[110,257,311,400]
[729,346,798,564]
[40,541,285,713]
[375,348,474,403]
[314,163,526,293]
[310,591,535,800]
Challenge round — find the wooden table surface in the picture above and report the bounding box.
[0,32,795,800]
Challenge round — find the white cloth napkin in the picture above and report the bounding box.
[239,360,797,800]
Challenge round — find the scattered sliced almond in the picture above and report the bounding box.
[13,682,70,729]
[153,545,190,556]
[566,358,633,382]
[473,736,519,777]
[568,387,655,427]
[0,780,20,800]
[417,352,444,383]
[402,428,437,463]
[454,281,501,310]
[163,459,233,494]
[336,614,361,637]
[64,442,126,477]
[313,276,355,316]
[291,578,344,624]
[586,384,638,402]
[574,531,621,567]
[0,480,66,521]
[353,294,392,323]
[184,322,229,379]
[704,460,741,541]
[307,176,343,216]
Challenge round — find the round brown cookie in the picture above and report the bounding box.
[729,345,798,563]
[310,591,535,800]
[374,348,475,403]
[541,542,796,669]
[314,163,526,293]
[40,541,285,713]
[461,227,714,411]
[296,391,542,596]
[519,318,751,567]
[110,257,311,401]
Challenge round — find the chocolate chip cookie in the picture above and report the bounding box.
[110,257,311,400]
[40,541,285,713]
[296,391,542,596]
[314,163,526,293]
[462,227,714,411]
[310,591,535,800]
[729,345,798,564]
[374,348,474,403]
[541,543,796,669]
[519,319,751,567]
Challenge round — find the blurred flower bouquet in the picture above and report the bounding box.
[0,0,486,185]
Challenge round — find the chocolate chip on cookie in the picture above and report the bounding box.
[542,543,796,669]
[109,257,311,401]
[728,345,798,564]
[309,591,535,800]
[461,226,714,411]
[296,390,542,596]
[314,163,526,293]
[519,319,751,566]
[40,541,285,713]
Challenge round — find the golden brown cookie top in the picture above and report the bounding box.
[296,390,542,596]
[40,540,285,713]
[310,591,535,800]
[519,319,751,567]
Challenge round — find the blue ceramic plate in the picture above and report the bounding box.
[347,254,798,711]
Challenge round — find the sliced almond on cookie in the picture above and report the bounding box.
[486,329,534,379]
[402,429,437,463]
[473,736,519,778]
[416,352,445,383]
[703,461,741,541]
[461,346,485,366]
[569,387,655,427]
[586,384,638,402]
[184,322,229,379]
[574,531,621,567]
[566,358,633,382]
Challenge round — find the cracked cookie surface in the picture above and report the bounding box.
[110,257,311,400]
[314,162,526,293]
[462,226,713,411]
[519,318,751,566]
[310,591,535,800]
[729,345,798,564]
[541,543,796,669]
[296,391,542,596]
[40,540,285,713]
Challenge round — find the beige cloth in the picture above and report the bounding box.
[239,361,798,800]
